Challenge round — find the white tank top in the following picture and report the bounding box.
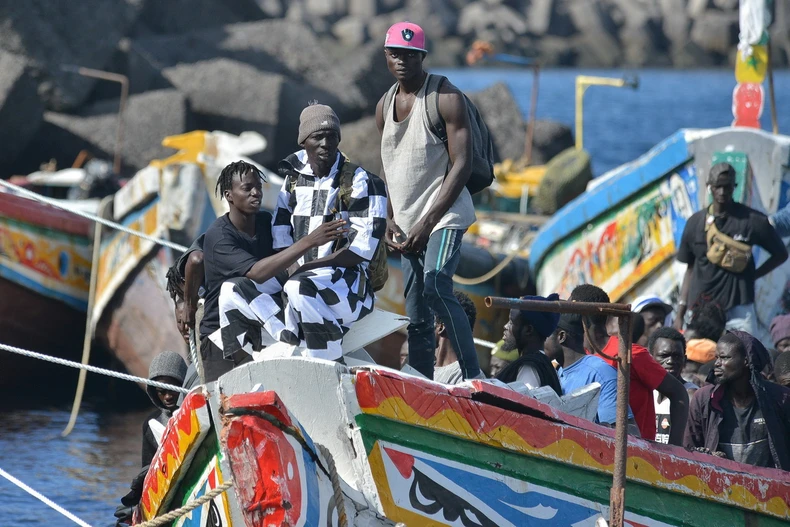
[380,77,476,236]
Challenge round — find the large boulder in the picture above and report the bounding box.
[529,121,575,166]
[457,2,528,45]
[0,51,44,170]
[690,10,739,57]
[566,0,622,67]
[340,116,382,177]
[44,89,192,173]
[129,20,367,116]
[132,0,247,35]
[162,58,345,164]
[0,1,142,110]
[468,82,527,163]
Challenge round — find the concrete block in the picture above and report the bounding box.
[0,51,44,169]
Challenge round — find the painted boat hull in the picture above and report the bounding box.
[530,127,790,341]
[137,359,790,526]
[0,190,185,387]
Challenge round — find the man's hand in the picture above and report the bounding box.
[175,301,189,343]
[693,447,727,458]
[305,219,348,248]
[401,217,434,254]
[385,218,407,252]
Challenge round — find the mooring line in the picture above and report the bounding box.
[0,342,189,394]
[0,467,94,527]
[0,178,189,252]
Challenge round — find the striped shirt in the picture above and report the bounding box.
[272,150,387,267]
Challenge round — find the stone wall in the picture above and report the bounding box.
[0,0,781,176]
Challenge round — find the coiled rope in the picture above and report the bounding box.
[0,178,188,253]
[0,342,189,394]
[452,230,534,286]
[316,444,348,527]
[135,481,234,527]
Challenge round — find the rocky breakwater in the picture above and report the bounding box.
[1,0,773,178]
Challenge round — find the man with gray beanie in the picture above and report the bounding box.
[263,101,388,360]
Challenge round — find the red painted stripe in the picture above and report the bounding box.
[355,370,790,506]
[0,192,92,237]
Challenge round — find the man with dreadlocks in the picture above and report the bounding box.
[165,235,204,343]
[200,160,347,381]
[219,102,387,362]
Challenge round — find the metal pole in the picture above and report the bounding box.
[525,65,540,164]
[767,41,779,135]
[575,79,585,151]
[609,314,633,527]
[62,66,128,175]
[485,296,632,316]
[485,295,633,525]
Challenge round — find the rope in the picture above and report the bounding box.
[189,329,206,386]
[316,444,348,527]
[473,338,496,349]
[135,481,233,527]
[63,198,108,437]
[0,342,189,394]
[0,467,94,527]
[452,231,534,286]
[0,178,188,253]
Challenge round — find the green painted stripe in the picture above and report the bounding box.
[356,414,785,526]
[435,229,448,271]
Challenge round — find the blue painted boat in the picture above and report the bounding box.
[529,127,790,342]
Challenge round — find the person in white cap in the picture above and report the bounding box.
[376,21,481,380]
[632,294,674,346]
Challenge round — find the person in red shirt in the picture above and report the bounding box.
[570,285,689,444]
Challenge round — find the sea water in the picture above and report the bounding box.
[1,67,789,526]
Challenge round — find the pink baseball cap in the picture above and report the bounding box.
[384,22,427,53]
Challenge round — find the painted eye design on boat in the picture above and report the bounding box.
[408,467,497,527]
[207,499,222,527]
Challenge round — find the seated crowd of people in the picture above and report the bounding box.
[115,21,790,526]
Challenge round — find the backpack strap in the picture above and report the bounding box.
[336,152,358,211]
[425,73,448,144]
[381,82,399,125]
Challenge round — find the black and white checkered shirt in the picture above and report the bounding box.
[272,150,387,267]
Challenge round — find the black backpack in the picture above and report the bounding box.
[382,73,496,195]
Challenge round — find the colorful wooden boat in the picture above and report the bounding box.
[134,350,790,526]
[530,127,790,343]
[0,190,92,384]
[0,131,281,384]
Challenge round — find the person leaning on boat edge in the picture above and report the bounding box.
[375,21,482,381]
[199,160,346,382]
[571,284,689,445]
[684,330,790,471]
[494,294,562,395]
[674,162,788,334]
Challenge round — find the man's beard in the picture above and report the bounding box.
[501,335,518,352]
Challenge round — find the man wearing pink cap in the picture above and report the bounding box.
[376,22,481,380]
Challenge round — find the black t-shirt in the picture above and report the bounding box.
[200,212,274,338]
[717,397,773,468]
[676,203,784,311]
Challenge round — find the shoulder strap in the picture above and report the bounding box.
[381,82,399,123]
[336,153,358,210]
[425,73,447,144]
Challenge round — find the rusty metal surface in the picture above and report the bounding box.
[610,314,633,527]
[485,296,632,316]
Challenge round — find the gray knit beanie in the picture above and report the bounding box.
[298,102,341,145]
[148,350,187,384]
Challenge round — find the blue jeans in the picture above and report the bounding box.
[401,229,481,380]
